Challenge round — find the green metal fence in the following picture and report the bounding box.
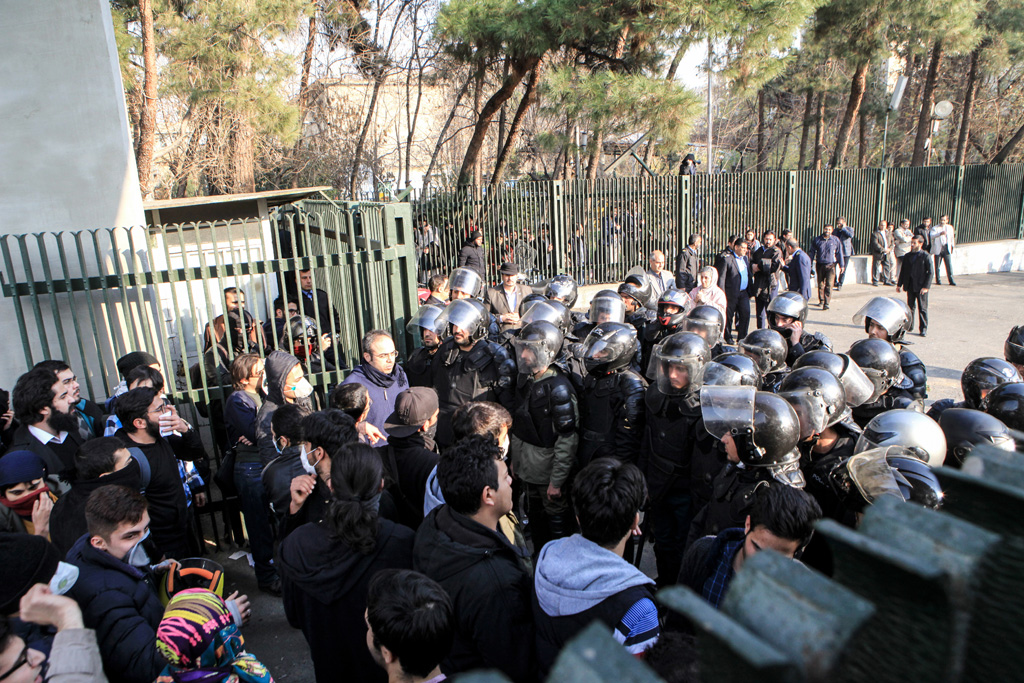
[399,164,1024,286]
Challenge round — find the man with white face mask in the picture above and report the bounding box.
[67,485,250,683]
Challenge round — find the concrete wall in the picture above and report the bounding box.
[0,0,145,390]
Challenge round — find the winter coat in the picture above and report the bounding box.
[65,535,167,683]
[341,362,410,442]
[50,462,144,556]
[413,505,536,682]
[383,431,439,528]
[458,239,487,278]
[46,629,108,683]
[278,519,415,683]
[255,351,314,468]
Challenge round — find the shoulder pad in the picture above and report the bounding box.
[547,374,576,403]
[899,348,925,369]
[546,375,577,434]
[644,324,663,342]
[618,370,648,396]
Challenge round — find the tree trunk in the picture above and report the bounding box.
[349,75,386,197]
[496,57,511,157]
[136,0,158,199]
[424,74,472,191]
[955,47,981,166]
[492,64,541,185]
[990,119,1024,163]
[858,108,867,168]
[756,89,768,171]
[289,13,317,188]
[911,40,944,166]
[797,89,813,170]
[472,59,485,186]
[457,56,540,186]
[830,60,869,168]
[586,26,631,181]
[229,6,256,194]
[813,93,825,170]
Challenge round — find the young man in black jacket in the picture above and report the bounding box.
[413,434,535,682]
[896,235,933,337]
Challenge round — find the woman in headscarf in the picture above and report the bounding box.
[687,266,728,316]
[155,588,271,683]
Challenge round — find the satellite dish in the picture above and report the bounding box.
[933,100,954,120]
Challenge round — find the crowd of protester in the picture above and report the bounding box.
[1,211,1023,683]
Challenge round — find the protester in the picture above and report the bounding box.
[424,275,449,308]
[32,361,104,440]
[255,351,315,468]
[381,388,441,529]
[674,234,703,292]
[484,263,530,331]
[646,251,676,298]
[0,451,55,537]
[809,224,844,310]
[341,330,409,442]
[686,266,727,316]
[457,231,486,279]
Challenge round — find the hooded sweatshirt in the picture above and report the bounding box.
[256,351,314,468]
[278,519,414,683]
[533,534,659,676]
[341,361,409,443]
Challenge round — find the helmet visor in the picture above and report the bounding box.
[768,456,806,488]
[704,361,747,387]
[406,305,445,336]
[449,268,483,297]
[546,279,577,306]
[738,340,773,374]
[588,297,627,324]
[521,301,565,329]
[839,355,876,407]
[582,336,632,369]
[852,298,906,338]
[846,448,906,504]
[434,301,483,338]
[652,355,707,396]
[701,385,756,441]
[779,391,829,441]
[513,338,557,375]
[682,318,722,349]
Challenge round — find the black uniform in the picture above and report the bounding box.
[851,387,920,427]
[899,348,928,400]
[686,464,771,548]
[785,331,832,368]
[431,337,516,447]
[404,347,437,387]
[577,369,646,467]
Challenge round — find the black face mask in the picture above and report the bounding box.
[48,407,80,434]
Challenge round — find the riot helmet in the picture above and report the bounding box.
[961,357,1023,409]
[649,332,710,396]
[778,367,847,440]
[618,268,653,310]
[848,338,904,398]
[767,291,808,330]
[738,329,788,374]
[581,322,637,375]
[285,315,320,362]
[853,296,912,344]
[683,305,725,349]
[434,298,488,343]
[887,453,943,509]
[520,299,571,336]
[544,275,579,308]
[406,304,446,349]
[656,289,692,330]
[704,352,762,388]
[830,447,912,514]
[701,386,803,486]
[513,321,564,376]
[855,409,947,467]
[448,267,483,299]
[939,408,1015,468]
[588,290,627,325]
[1005,325,1024,368]
[794,350,876,409]
[521,293,548,316]
[983,381,1024,432]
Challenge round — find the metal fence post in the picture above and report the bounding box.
[677,174,689,253]
[787,171,797,236]
[875,167,887,231]
[1017,171,1024,241]
[549,180,567,273]
[953,164,966,230]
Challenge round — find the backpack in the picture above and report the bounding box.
[127,446,152,494]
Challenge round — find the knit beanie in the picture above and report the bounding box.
[0,533,61,614]
[0,451,47,490]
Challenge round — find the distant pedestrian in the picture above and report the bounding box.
[914,216,932,252]
[833,217,855,291]
[894,219,913,279]
[930,214,957,286]
[809,224,844,310]
[782,238,812,302]
[897,235,933,337]
[675,233,703,292]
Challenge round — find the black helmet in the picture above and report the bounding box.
[1005,325,1024,367]
[406,304,446,349]
[656,290,692,330]
[704,352,762,388]
[649,332,710,396]
[853,296,912,344]
[513,321,564,376]
[961,357,1023,409]
[938,408,1015,468]
[520,299,571,336]
[285,315,320,361]
[983,381,1024,432]
[701,386,803,485]
[544,275,579,308]
[683,305,725,349]
[587,290,627,325]
[618,269,653,309]
[855,409,947,467]
[739,329,788,374]
[848,338,903,397]
[581,322,637,375]
[831,446,920,513]
[434,298,488,341]
[778,367,847,440]
[767,291,808,328]
[887,454,943,509]
[448,267,483,299]
[794,351,876,409]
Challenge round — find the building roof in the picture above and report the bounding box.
[143,186,333,224]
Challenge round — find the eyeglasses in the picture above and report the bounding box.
[0,644,30,682]
[148,400,172,415]
[373,350,399,360]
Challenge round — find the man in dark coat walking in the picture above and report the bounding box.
[897,234,933,337]
[458,231,487,279]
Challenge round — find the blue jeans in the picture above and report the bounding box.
[233,461,278,585]
[649,489,694,587]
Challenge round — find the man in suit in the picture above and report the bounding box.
[675,233,702,292]
[914,216,932,253]
[782,238,812,302]
[715,238,754,344]
[484,262,531,332]
[751,231,785,329]
[897,235,933,338]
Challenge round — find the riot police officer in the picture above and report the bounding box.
[1005,325,1024,375]
[544,274,587,328]
[738,328,789,392]
[938,408,1015,468]
[618,271,656,356]
[509,321,579,552]
[687,386,804,545]
[641,289,693,382]
[405,304,444,387]
[639,332,714,585]
[431,298,516,447]
[448,266,484,301]
[983,381,1024,434]
[848,338,920,426]
[572,289,626,341]
[855,409,947,466]
[682,305,727,357]
[767,292,832,367]
[853,296,927,399]
[703,352,762,388]
[926,357,1022,420]
[577,322,647,467]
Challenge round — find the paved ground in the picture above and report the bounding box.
[213,271,1021,681]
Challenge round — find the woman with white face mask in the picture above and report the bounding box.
[255,351,318,471]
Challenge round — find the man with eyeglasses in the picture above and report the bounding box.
[114,387,207,559]
[341,330,409,444]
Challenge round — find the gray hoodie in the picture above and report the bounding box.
[256,350,314,467]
